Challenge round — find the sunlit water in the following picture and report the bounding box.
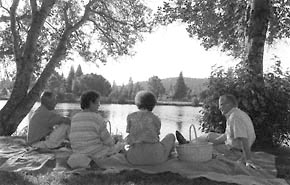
[0,101,203,140]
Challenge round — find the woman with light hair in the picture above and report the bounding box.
[125,90,175,165]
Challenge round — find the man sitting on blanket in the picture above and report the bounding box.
[27,91,71,149]
[176,93,256,167]
[207,94,256,167]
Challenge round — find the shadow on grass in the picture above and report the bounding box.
[64,170,238,185]
[273,148,290,184]
[0,171,35,185]
[254,145,290,183]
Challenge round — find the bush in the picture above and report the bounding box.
[199,61,290,147]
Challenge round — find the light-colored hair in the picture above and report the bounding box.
[220,94,238,107]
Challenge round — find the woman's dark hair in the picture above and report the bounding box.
[80,90,100,110]
[134,90,157,111]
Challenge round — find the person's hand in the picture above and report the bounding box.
[245,159,258,169]
[62,117,71,125]
[237,158,258,169]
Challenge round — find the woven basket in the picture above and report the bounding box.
[176,124,213,162]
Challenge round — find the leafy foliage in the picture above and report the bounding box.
[75,64,83,78]
[66,66,75,93]
[200,61,290,146]
[155,0,290,58]
[147,76,165,99]
[78,74,112,96]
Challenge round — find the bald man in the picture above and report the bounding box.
[207,94,256,167]
[27,91,70,149]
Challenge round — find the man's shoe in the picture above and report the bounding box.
[176,131,189,145]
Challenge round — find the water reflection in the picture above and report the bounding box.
[176,108,185,131]
[176,121,182,131]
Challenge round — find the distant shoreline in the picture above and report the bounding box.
[0,97,201,107]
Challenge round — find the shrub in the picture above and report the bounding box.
[199,61,290,147]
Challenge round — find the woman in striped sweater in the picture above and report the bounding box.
[69,90,122,166]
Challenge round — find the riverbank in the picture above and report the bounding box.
[0,96,201,107]
[100,99,201,107]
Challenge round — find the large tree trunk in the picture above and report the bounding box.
[0,31,72,135]
[245,0,270,88]
[244,0,272,146]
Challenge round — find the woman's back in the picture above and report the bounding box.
[126,110,161,144]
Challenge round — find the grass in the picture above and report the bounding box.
[0,170,239,185]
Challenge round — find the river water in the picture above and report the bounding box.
[0,101,203,140]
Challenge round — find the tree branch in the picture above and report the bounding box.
[73,30,87,48]
[0,0,10,14]
[22,0,56,63]
[30,0,37,16]
[70,0,94,30]
[44,20,59,34]
[88,18,122,52]
[63,2,71,28]
[10,0,21,59]
[90,9,128,26]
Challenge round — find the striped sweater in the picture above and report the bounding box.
[69,111,114,156]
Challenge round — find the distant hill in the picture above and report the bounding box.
[136,77,208,95]
[162,77,208,95]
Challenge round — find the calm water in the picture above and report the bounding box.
[0,101,203,140]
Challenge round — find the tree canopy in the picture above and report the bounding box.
[148,75,165,99]
[173,72,188,100]
[0,0,152,135]
[155,0,290,58]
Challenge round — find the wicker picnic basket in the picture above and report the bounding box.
[176,124,213,162]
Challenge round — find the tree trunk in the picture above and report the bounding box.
[0,27,78,136]
[0,55,65,135]
[245,0,270,88]
[244,0,272,146]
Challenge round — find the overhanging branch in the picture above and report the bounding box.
[90,9,127,26]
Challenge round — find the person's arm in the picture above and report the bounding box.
[209,133,226,145]
[126,115,131,134]
[125,115,132,145]
[236,137,257,168]
[97,116,114,146]
[59,116,71,125]
[238,137,251,161]
[48,112,70,128]
[100,126,114,146]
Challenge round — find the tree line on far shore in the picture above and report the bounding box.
[0,65,205,106]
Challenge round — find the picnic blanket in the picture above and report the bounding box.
[0,136,287,185]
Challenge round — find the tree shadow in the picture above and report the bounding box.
[0,171,36,185]
[255,145,290,183]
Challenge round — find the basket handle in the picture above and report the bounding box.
[189,124,197,141]
[105,120,111,135]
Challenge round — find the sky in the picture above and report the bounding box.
[59,0,290,86]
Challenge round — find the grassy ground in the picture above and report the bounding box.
[0,170,238,185]
[1,146,290,185]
